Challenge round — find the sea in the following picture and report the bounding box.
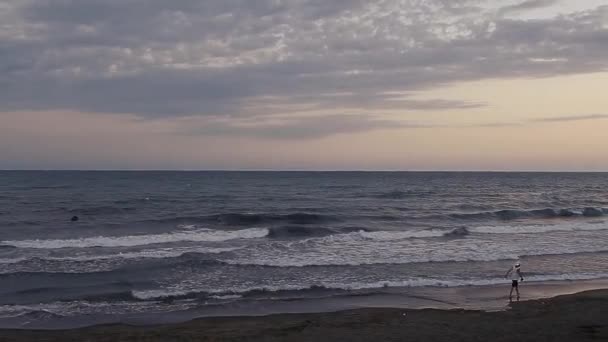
[0,171,607,328]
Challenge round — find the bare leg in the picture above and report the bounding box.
[516,286,520,300]
[509,287,514,300]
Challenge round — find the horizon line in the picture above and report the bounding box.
[1,169,608,173]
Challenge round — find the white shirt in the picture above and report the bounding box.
[510,267,522,280]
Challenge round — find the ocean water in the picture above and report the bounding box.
[0,171,607,327]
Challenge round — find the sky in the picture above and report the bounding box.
[1,0,608,171]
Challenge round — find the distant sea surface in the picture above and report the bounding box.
[1,171,607,327]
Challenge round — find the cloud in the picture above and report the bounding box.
[0,0,607,123]
[472,114,608,127]
[473,122,524,128]
[182,114,432,140]
[498,0,559,16]
[532,114,608,122]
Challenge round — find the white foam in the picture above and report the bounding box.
[131,284,315,300]
[0,300,198,318]
[316,273,608,292]
[131,272,608,300]
[223,229,608,267]
[358,229,445,240]
[210,294,243,300]
[225,246,608,267]
[0,247,242,265]
[0,257,27,264]
[221,254,518,268]
[131,289,189,300]
[1,228,269,249]
[358,222,608,240]
[177,224,197,230]
[323,273,608,290]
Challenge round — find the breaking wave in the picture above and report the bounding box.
[4,219,606,251]
[221,249,608,268]
[147,212,339,227]
[357,227,469,240]
[1,228,269,249]
[0,247,242,265]
[131,272,608,301]
[267,226,363,238]
[450,207,607,221]
[470,222,608,235]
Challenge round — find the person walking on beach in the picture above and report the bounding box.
[505,262,524,301]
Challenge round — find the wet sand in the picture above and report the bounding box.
[1,289,607,342]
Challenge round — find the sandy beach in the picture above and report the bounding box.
[1,288,606,342]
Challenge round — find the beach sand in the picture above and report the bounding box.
[1,289,606,342]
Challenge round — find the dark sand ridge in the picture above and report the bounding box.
[1,287,607,341]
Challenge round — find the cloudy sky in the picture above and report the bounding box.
[1,0,607,170]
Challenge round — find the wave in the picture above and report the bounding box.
[4,248,608,275]
[130,272,608,301]
[145,212,338,227]
[265,227,467,244]
[470,222,608,235]
[0,224,363,251]
[450,207,607,221]
[222,245,608,268]
[4,272,607,320]
[583,207,607,217]
[355,222,608,239]
[10,185,71,190]
[68,206,137,215]
[8,310,64,320]
[0,247,242,265]
[112,197,183,205]
[372,190,434,199]
[358,227,469,240]
[0,228,268,249]
[0,257,27,264]
[6,218,605,252]
[267,226,363,239]
[209,294,243,300]
[212,212,337,226]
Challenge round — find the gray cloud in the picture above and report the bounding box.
[498,0,559,16]
[0,0,607,124]
[532,114,608,122]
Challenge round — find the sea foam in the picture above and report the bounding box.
[1,228,269,249]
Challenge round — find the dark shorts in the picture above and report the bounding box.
[512,280,519,287]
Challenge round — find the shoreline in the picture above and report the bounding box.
[0,279,606,330]
[1,290,606,342]
[1,283,607,341]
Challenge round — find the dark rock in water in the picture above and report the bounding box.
[444,227,469,237]
[583,208,603,217]
[71,216,79,222]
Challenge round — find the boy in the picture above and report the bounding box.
[505,262,524,301]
